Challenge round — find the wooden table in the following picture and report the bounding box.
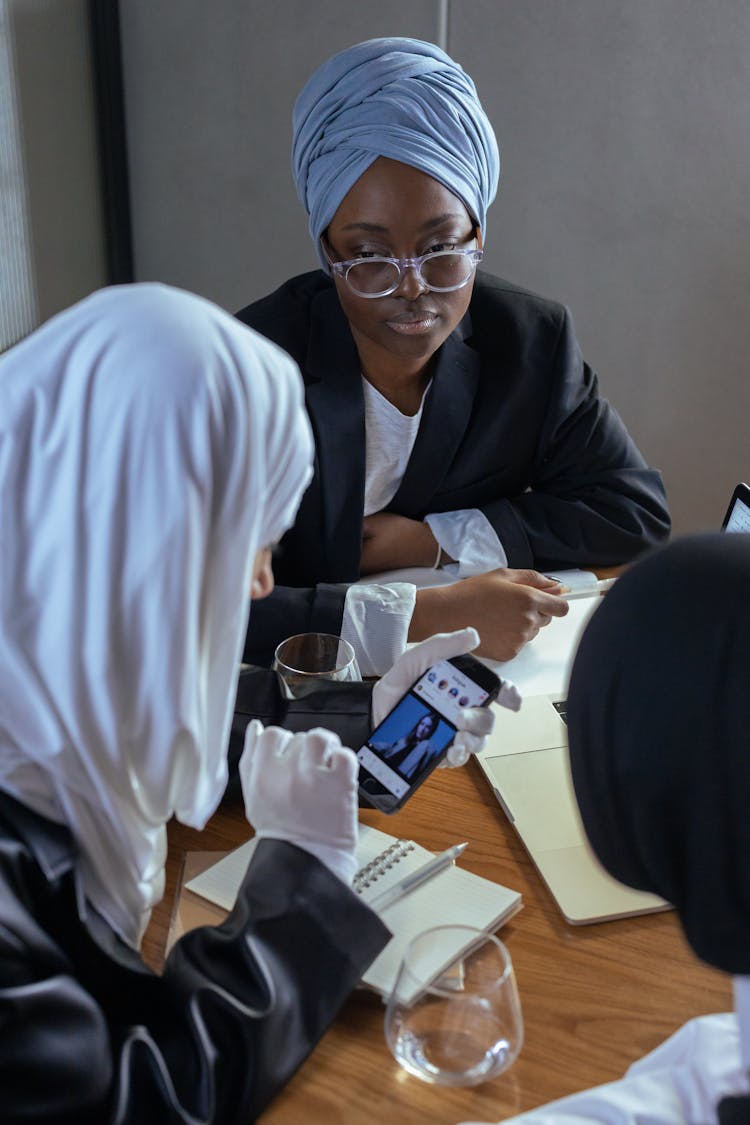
[142,757,731,1124]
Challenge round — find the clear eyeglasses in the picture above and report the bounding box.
[325,245,484,298]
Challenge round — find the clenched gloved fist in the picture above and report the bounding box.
[240,720,359,885]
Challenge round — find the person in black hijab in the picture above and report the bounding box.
[461,533,750,1124]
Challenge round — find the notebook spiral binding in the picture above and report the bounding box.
[352,839,416,894]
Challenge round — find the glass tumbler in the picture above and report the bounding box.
[273,632,360,699]
[384,925,523,1087]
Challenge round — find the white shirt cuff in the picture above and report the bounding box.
[425,509,507,578]
[340,582,416,678]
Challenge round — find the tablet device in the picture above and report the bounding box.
[721,482,750,532]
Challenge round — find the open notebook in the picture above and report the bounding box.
[473,488,750,924]
[475,694,668,924]
[185,824,522,998]
[473,589,668,924]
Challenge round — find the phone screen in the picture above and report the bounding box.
[357,658,492,807]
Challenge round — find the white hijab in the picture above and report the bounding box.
[0,283,313,947]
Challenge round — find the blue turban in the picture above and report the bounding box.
[292,38,500,270]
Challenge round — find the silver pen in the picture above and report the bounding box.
[561,577,617,600]
[367,842,468,913]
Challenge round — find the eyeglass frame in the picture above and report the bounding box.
[322,239,484,299]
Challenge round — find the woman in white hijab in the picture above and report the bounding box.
[0,283,392,1124]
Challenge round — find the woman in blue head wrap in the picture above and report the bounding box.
[291,37,499,272]
[237,38,670,680]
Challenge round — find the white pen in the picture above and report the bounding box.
[367,842,468,913]
[561,577,617,600]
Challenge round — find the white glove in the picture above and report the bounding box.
[372,628,522,768]
[239,720,359,885]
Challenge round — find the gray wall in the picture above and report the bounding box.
[1,0,107,347]
[119,0,750,534]
[119,1,442,308]
[450,2,750,534]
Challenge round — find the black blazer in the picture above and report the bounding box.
[237,270,670,665]
[0,789,388,1124]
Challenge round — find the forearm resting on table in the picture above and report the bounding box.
[360,512,442,574]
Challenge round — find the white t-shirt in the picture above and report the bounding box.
[342,377,507,676]
[362,377,425,516]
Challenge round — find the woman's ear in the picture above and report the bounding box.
[250,547,275,600]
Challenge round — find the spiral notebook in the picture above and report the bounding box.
[184,824,522,998]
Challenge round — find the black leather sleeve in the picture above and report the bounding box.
[156,840,390,1121]
[0,833,390,1125]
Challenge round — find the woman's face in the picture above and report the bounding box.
[415,714,436,741]
[325,157,479,377]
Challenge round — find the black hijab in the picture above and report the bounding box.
[568,534,750,975]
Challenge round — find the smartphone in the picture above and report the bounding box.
[357,653,501,813]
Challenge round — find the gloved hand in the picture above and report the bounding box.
[239,720,359,885]
[372,628,522,768]
[445,673,521,768]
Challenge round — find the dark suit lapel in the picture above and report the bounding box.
[304,289,366,576]
[389,315,480,517]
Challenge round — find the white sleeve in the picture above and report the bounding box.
[425,509,507,578]
[457,1014,744,1125]
[340,582,416,678]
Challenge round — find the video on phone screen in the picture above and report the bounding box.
[357,659,490,800]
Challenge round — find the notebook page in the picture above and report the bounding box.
[361,861,521,997]
[185,838,258,910]
[184,824,522,999]
[184,825,433,909]
[483,593,602,696]
[353,824,435,901]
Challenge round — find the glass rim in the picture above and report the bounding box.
[400,924,513,997]
[273,632,356,677]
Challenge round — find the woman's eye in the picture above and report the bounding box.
[349,248,388,260]
[425,242,457,255]
[423,230,476,255]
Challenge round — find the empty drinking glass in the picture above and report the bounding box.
[273,633,360,699]
[384,925,523,1087]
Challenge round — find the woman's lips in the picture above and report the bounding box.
[384,311,438,334]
